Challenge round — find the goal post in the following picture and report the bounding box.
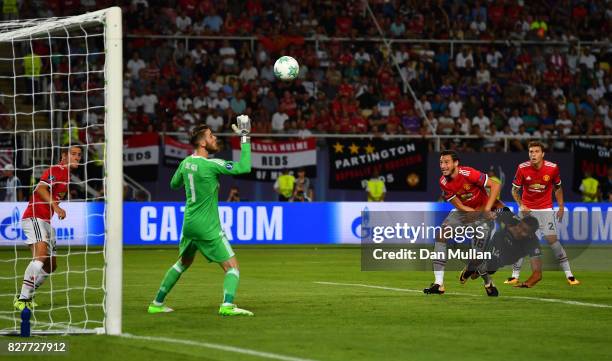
[104,6,123,337]
[0,7,123,335]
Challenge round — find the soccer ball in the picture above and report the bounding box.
[274,56,299,81]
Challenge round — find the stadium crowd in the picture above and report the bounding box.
[16,0,612,152]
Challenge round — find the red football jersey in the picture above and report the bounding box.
[440,166,489,209]
[512,160,561,209]
[22,164,70,223]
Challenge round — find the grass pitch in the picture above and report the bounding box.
[1,246,612,361]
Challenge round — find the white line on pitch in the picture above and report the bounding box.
[120,333,322,361]
[315,281,612,309]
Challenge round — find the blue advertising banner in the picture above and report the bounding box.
[0,202,610,246]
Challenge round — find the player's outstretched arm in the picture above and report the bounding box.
[213,115,252,175]
[516,257,542,288]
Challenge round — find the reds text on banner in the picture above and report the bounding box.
[231,137,316,181]
[163,135,192,165]
[124,132,159,181]
[328,139,427,191]
[572,140,610,192]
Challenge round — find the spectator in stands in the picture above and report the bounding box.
[366,169,386,202]
[271,109,289,132]
[274,169,295,202]
[290,184,311,202]
[226,186,241,202]
[580,171,601,202]
[1,164,22,202]
[126,51,146,80]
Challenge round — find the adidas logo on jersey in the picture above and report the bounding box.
[526,176,531,181]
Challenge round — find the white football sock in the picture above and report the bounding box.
[19,260,44,300]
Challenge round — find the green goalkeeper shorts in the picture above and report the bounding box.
[179,231,235,263]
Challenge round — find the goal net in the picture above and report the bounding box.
[0,7,122,335]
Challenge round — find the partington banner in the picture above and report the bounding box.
[328,139,427,191]
[230,137,317,181]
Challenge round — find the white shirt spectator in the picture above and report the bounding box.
[2,173,21,202]
[470,20,486,33]
[587,85,606,101]
[206,114,224,131]
[183,111,198,125]
[125,95,142,113]
[377,101,395,117]
[239,67,259,82]
[190,47,207,64]
[210,97,229,111]
[448,100,463,118]
[555,118,573,135]
[486,51,503,68]
[533,128,551,138]
[219,46,237,66]
[193,96,209,110]
[476,68,491,84]
[508,116,524,134]
[472,115,490,132]
[205,79,223,96]
[139,94,158,115]
[415,99,431,113]
[552,86,564,99]
[176,96,193,112]
[126,58,146,79]
[455,51,473,68]
[354,51,371,63]
[579,53,597,69]
[438,116,454,135]
[271,111,289,131]
[175,15,192,32]
[394,50,409,64]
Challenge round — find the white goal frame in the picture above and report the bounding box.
[0,7,123,336]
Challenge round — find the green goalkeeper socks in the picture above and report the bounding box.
[154,261,188,304]
[222,268,240,304]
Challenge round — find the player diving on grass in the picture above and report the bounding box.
[506,141,579,286]
[464,211,544,288]
[423,150,503,297]
[148,115,254,316]
[15,145,82,311]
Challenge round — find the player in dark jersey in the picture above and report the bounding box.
[463,211,543,288]
[424,150,503,296]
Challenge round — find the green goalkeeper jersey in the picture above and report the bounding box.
[171,143,251,241]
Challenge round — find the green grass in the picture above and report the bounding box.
[1,246,612,361]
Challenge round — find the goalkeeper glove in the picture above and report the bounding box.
[232,114,251,143]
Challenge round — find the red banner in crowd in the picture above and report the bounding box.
[230,137,317,181]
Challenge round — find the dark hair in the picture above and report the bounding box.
[60,145,82,155]
[190,124,210,148]
[527,141,544,151]
[440,150,459,162]
[522,216,540,233]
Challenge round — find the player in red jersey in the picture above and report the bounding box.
[507,141,579,286]
[424,150,503,296]
[14,145,82,310]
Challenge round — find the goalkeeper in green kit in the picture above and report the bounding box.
[148,115,254,316]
